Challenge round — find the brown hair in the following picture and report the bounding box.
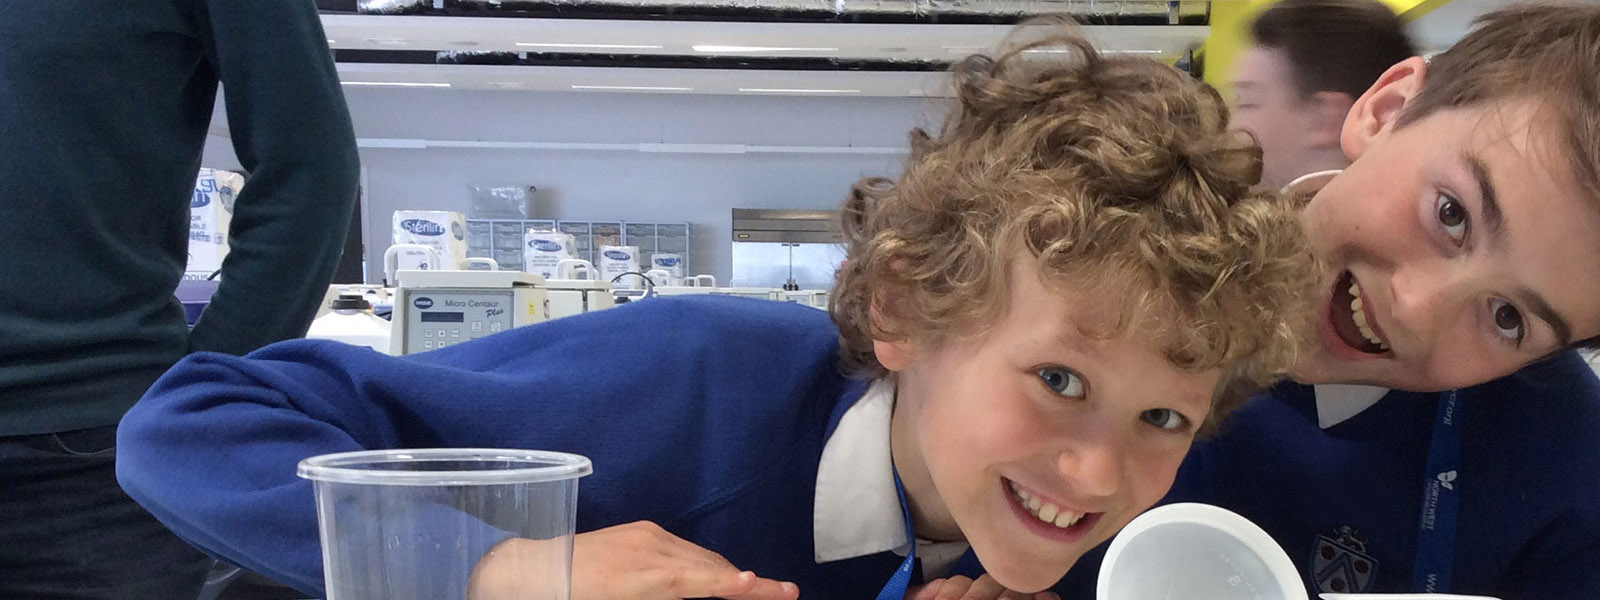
[1396,1,1600,349]
[828,24,1316,425]
[1251,0,1417,101]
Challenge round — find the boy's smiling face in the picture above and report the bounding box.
[1293,57,1600,391]
[878,258,1218,593]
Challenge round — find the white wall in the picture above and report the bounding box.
[204,87,944,283]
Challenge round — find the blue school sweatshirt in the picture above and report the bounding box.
[1056,352,1600,598]
[117,296,926,599]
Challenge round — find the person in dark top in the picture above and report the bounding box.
[0,0,360,597]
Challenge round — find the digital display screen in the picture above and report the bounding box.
[420,312,465,323]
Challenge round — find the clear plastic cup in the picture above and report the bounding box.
[1098,503,1308,600]
[298,449,592,600]
[1098,503,1504,600]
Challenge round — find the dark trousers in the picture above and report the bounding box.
[0,425,211,600]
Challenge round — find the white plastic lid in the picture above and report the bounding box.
[298,448,592,487]
[1098,503,1308,600]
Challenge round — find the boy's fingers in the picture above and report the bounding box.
[723,578,800,600]
[960,574,1005,600]
[650,566,757,599]
[934,576,974,600]
[907,579,945,600]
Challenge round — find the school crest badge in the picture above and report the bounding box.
[1311,526,1377,593]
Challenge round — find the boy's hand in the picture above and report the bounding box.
[906,574,1062,600]
[469,520,800,600]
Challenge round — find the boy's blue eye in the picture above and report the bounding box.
[1037,366,1086,399]
[1140,408,1188,431]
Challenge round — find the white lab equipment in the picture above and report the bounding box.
[644,269,675,287]
[314,284,393,320]
[523,229,578,279]
[544,259,614,319]
[1098,503,1500,600]
[392,210,467,273]
[305,294,392,353]
[298,449,591,600]
[462,257,499,271]
[643,275,707,295]
[649,253,685,280]
[388,270,551,355]
[384,245,498,285]
[778,290,830,309]
[648,273,781,301]
[598,245,642,288]
[555,259,595,281]
[384,244,441,285]
[186,168,243,278]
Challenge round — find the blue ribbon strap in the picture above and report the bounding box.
[874,470,918,600]
[1412,390,1463,592]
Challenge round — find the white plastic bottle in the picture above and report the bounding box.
[306,294,392,353]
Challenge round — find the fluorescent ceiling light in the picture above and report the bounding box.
[571,85,694,91]
[327,39,336,44]
[517,42,665,50]
[693,45,839,53]
[341,81,451,88]
[739,88,860,94]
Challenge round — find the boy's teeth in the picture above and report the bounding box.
[1347,280,1387,348]
[1009,483,1085,528]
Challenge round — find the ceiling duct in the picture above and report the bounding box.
[360,0,1206,24]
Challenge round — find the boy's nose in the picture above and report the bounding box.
[1055,434,1126,500]
[1388,265,1458,349]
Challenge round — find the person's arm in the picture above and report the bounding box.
[116,299,832,598]
[116,343,416,595]
[187,0,360,355]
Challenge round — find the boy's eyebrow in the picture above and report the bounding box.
[1516,287,1573,348]
[1465,152,1572,345]
[1467,153,1503,235]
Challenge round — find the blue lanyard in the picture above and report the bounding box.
[1412,390,1463,592]
[873,469,917,600]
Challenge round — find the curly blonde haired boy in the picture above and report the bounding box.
[112,24,1316,600]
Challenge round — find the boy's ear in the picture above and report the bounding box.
[868,302,917,372]
[872,337,916,372]
[1342,56,1428,160]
